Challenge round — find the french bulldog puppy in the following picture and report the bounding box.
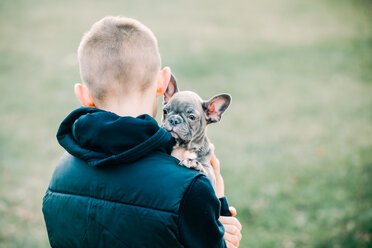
[162,75,231,189]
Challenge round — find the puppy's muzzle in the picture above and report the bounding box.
[169,116,182,127]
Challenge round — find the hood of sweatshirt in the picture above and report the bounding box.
[56,107,174,167]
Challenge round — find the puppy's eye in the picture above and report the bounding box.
[189,114,196,121]
[163,109,168,115]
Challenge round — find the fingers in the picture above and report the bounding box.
[223,221,242,248]
[229,206,237,217]
[224,231,240,247]
[226,241,237,248]
[224,224,242,240]
[220,216,243,247]
[219,216,242,231]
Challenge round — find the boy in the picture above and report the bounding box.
[42,16,241,247]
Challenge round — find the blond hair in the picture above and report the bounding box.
[78,16,161,104]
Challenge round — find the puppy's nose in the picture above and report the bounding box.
[169,116,181,126]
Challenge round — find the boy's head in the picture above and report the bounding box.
[75,16,171,117]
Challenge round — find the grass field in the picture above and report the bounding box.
[1,0,372,247]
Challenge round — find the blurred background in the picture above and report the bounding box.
[1,0,371,247]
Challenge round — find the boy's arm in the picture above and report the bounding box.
[211,153,242,247]
[178,176,228,248]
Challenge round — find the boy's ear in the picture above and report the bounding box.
[156,67,171,96]
[202,94,231,124]
[163,74,179,105]
[74,83,95,108]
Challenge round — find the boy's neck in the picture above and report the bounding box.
[98,93,157,118]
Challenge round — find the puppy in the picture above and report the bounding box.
[162,75,231,189]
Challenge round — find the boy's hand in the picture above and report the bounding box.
[211,154,242,247]
[219,207,242,248]
[210,153,224,198]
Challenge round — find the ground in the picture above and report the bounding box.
[0,0,371,247]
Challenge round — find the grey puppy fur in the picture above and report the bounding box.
[161,75,231,190]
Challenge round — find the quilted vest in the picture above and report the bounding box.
[43,151,200,248]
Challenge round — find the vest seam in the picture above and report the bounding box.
[47,188,178,214]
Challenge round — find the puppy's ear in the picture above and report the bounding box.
[163,74,179,105]
[203,94,231,124]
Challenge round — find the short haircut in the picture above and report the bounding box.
[78,16,161,104]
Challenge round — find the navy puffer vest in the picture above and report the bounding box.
[42,108,202,247]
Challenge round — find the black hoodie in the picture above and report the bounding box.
[43,107,231,248]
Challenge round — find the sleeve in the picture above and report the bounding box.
[178,176,227,248]
[219,196,232,217]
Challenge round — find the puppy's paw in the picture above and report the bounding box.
[179,159,205,173]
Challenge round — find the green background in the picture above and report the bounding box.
[0,0,371,247]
